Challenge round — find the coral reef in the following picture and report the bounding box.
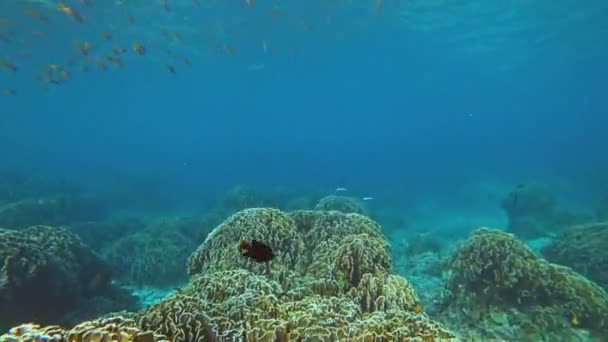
[501,184,592,238]
[0,225,134,330]
[0,315,168,342]
[501,184,556,238]
[72,216,209,288]
[314,194,368,215]
[142,208,455,341]
[102,223,197,287]
[441,227,608,340]
[542,222,608,290]
[0,195,107,230]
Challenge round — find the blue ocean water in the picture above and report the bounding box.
[1,0,607,340]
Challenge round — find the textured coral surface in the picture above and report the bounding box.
[0,225,112,329]
[142,208,456,341]
[314,195,368,215]
[442,227,608,340]
[542,222,608,290]
[0,315,168,342]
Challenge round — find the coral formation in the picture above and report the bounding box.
[314,194,368,215]
[501,184,557,238]
[0,225,134,330]
[97,214,213,288]
[102,221,197,287]
[143,208,455,341]
[501,184,592,239]
[0,315,168,342]
[441,227,608,340]
[542,222,608,290]
[186,208,301,279]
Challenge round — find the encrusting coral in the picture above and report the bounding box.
[441,227,608,340]
[542,221,608,291]
[143,208,456,341]
[0,315,168,342]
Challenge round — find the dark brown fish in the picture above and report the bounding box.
[240,239,274,262]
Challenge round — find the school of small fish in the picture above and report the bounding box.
[0,0,401,95]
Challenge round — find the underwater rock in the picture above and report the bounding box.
[314,194,368,215]
[0,225,131,330]
[0,195,107,230]
[542,222,608,290]
[441,227,608,340]
[501,184,592,239]
[145,208,456,341]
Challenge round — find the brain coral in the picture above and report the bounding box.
[0,225,111,329]
[542,222,608,290]
[443,227,608,339]
[143,208,456,341]
[0,315,168,342]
